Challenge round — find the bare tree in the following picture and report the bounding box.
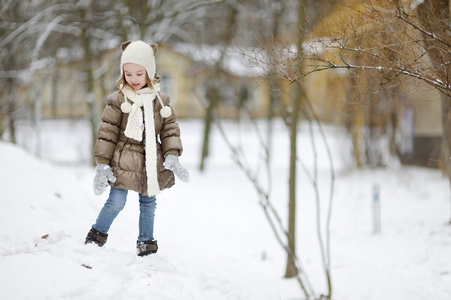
[0,0,55,144]
[250,0,450,166]
[415,0,451,203]
[250,0,450,219]
[119,0,224,42]
[199,1,239,171]
[214,96,335,299]
[209,1,339,297]
[283,0,307,279]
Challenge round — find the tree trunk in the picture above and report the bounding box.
[79,7,98,167]
[447,0,451,221]
[5,79,17,144]
[440,94,451,223]
[199,5,238,171]
[285,82,303,278]
[417,0,451,221]
[200,85,218,172]
[267,4,285,159]
[285,0,306,278]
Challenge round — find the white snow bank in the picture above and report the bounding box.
[0,119,450,300]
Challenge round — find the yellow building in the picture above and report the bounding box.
[39,43,271,121]
[305,0,445,167]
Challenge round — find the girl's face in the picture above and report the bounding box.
[123,63,147,90]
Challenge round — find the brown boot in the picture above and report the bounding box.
[85,227,108,247]
[137,240,158,256]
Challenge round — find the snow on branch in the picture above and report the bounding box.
[0,3,75,48]
[246,0,451,98]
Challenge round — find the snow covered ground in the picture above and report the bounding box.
[0,119,450,300]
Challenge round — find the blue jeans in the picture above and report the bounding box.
[92,187,157,242]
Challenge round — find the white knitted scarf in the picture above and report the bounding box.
[120,85,170,196]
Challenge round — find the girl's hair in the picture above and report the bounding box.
[116,71,154,90]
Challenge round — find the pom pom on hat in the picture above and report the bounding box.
[160,106,172,118]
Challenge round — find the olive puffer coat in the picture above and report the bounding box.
[93,90,183,195]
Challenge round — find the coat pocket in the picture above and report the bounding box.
[117,143,145,172]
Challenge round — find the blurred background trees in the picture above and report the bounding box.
[2,0,448,168]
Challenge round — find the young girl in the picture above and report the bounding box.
[85,40,189,256]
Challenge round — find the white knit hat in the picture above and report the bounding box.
[120,40,158,82]
[119,41,172,118]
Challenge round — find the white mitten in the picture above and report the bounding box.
[93,163,117,196]
[163,154,190,182]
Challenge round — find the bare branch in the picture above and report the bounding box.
[0,3,75,48]
[214,117,317,299]
[397,10,451,48]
